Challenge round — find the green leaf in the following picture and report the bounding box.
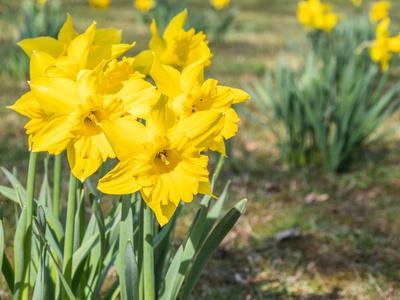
[89,193,106,272]
[13,206,27,300]
[158,246,183,300]
[91,253,118,300]
[0,186,19,204]
[179,199,247,300]
[119,196,134,300]
[200,181,230,242]
[125,240,139,300]
[71,234,99,276]
[2,252,15,293]
[46,245,77,300]
[1,167,26,201]
[170,196,211,300]
[0,218,4,288]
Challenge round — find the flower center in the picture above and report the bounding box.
[85,111,100,125]
[156,150,170,165]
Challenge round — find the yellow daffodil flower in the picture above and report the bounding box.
[149,42,249,156]
[134,10,212,74]
[14,54,159,181]
[210,0,230,10]
[297,0,338,32]
[89,0,111,9]
[18,14,133,75]
[98,97,224,225]
[134,0,156,13]
[368,18,400,71]
[351,0,362,6]
[370,1,391,22]
[10,16,135,155]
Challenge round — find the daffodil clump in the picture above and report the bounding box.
[297,0,339,32]
[10,11,249,226]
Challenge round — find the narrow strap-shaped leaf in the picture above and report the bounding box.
[158,246,183,300]
[62,173,77,300]
[2,252,15,292]
[13,206,27,300]
[179,199,247,300]
[71,234,99,277]
[53,154,62,219]
[91,253,118,299]
[89,194,106,270]
[200,181,231,242]
[0,218,4,287]
[46,245,77,300]
[38,156,52,209]
[143,202,155,300]
[0,186,19,204]
[170,198,211,300]
[119,196,133,300]
[125,240,139,300]
[1,167,27,201]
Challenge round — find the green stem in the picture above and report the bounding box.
[53,154,62,219]
[22,151,37,300]
[143,197,155,300]
[61,172,77,300]
[138,195,144,300]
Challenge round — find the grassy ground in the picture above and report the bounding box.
[2,0,400,299]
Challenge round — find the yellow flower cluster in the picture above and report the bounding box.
[89,0,111,9]
[369,1,391,22]
[210,0,231,10]
[9,11,249,225]
[297,0,338,32]
[134,0,156,13]
[369,18,400,71]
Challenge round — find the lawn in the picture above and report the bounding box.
[1,0,400,299]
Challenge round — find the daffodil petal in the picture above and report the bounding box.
[162,10,187,41]
[98,160,141,194]
[57,13,78,49]
[8,91,39,118]
[67,143,103,182]
[229,87,250,104]
[174,110,224,150]
[18,37,60,58]
[30,51,56,79]
[67,22,96,70]
[133,50,154,75]
[32,115,72,154]
[141,191,177,226]
[150,55,182,98]
[30,76,78,116]
[198,181,218,199]
[87,43,134,69]
[180,42,211,91]
[77,61,108,101]
[149,19,166,54]
[94,28,122,45]
[147,95,176,138]
[101,118,148,160]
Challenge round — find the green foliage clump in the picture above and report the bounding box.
[245,16,400,172]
